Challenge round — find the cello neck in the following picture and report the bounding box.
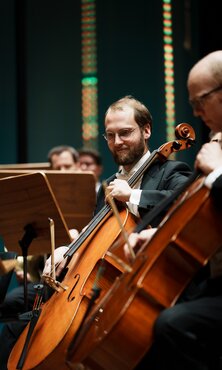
[127,150,158,188]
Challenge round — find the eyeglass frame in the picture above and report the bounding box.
[189,85,222,110]
[102,127,139,142]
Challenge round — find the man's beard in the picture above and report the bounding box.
[112,136,146,166]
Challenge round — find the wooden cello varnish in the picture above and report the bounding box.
[8,123,195,370]
[65,180,222,370]
[8,208,136,370]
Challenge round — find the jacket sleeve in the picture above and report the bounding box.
[138,160,192,220]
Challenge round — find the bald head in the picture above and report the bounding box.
[188,50,222,90]
[187,50,222,134]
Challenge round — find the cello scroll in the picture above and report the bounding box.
[157,122,195,160]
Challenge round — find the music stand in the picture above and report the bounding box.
[0,170,96,231]
[0,172,71,310]
[45,170,96,230]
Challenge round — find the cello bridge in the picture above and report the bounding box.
[41,274,68,292]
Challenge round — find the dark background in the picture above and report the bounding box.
[0,0,222,179]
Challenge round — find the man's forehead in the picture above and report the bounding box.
[187,71,216,98]
[52,151,73,161]
[79,155,95,164]
[188,62,214,87]
[106,105,134,120]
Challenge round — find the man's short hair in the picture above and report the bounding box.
[47,145,79,164]
[78,147,102,165]
[105,95,153,132]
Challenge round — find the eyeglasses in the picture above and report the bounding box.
[103,127,137,142]
[79,161,95,167]
[189,85,222,110]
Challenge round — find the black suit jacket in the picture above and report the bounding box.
[94,159,191,224]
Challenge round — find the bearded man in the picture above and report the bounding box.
[95,95,191,222]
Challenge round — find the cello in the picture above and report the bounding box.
[65,172,222,370]
[8,123,195,370]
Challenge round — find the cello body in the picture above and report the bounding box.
[66,180,222,370]
[8,209,136,370]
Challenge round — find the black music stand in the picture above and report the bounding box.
[0,172,71,311]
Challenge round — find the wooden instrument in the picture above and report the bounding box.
[8,123,195,370]
[65,178,222,370]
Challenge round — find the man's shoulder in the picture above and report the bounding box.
[145,158,191,175]
[162,159,191,171]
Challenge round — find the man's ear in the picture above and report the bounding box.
[144,123,151,140]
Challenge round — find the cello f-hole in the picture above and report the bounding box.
[67,274,81,302]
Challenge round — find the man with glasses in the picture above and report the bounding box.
[189,85,222,112]
[94,95,191,220]
[43,95,191,277]
[47,145,79,171]
[78,147,103,193]
[125,51,222,370]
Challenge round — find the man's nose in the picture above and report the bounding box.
[114,133,124,144]
[80,163,88,170]
[192,105,203,118]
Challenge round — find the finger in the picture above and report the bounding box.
[42,258,52,275]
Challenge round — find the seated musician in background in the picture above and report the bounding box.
[78,147,103,193]
[125,50,222,370]
[47,144,79,171]
[43,95,191,276]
